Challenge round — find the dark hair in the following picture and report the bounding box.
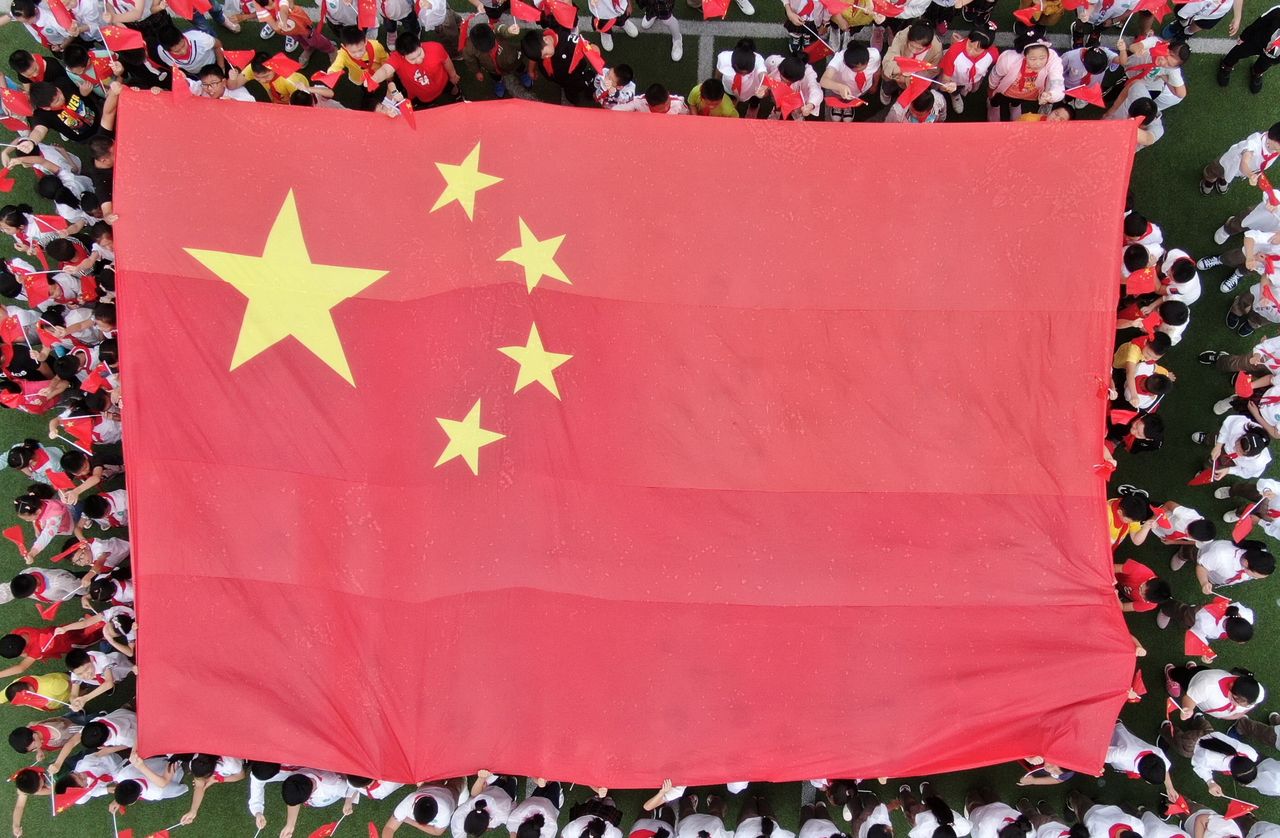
[1243,549,1275,577]
[1230,672,1263,703]
[1167,40,1190,63]
[13,767,41,794]
[10,0,37,18]
[59,449,88,474]
[761,819,776,838]
[613,63,633,85]
[65,649,90,669]
[644,83,669,107]
[700,78,725,101]
[470,23,496,52]
[87,136,114,162]
[414,795,440,825]
[586,818,606,838]
[924,796,953,827]
[0,634,26,659]
[62,42,90,71]
[906,21,934,42]
[1118,494,1152,522]
[7,50,34,73]
[346,775,372,788]
[45,238,77,264]
[397,31,423,56]
[910,90,933,111]
[1168,258,1196,283]
[1082,47,1108,74]
[464,799,492,837]
[8,573,35,599]
[114,779,143,806]
[778,54,807,83]
[1122,244,1151,272]
[1158,300,1188,326]
[843,45,870,68]
[731,38,757,73]
[249,761,281,780]
[1143,373,1170,394]
[88,578,117,603]
[8,726,34,753]
[1136,752,1167,785]
[199,63,229,81]
[1128,96,1157,127]
[80,721,109,750]
[28,82,59,110]
[1143,578,1171,603]
[190,754,219,778]
[340,25,367,45]
[967,29,992,48]
[867,827,892,838]
[158,24,185,50]
[1147,332,1171,355]
[0,204,32,229]
[6,439,39,469]
[81,494,109,519]
[249,51,274,75]
[516,814,546,838]
[520,30,544,61]
[1224,616,1254,643]
[1239,428,1270,457]
[1187,518,1215,542]
[996,818,1032,838]
[281,774,314,806]
[1124,213,1148,237]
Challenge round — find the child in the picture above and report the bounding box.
[370,32,461,108]
[688,78,737,116]
[635,0,683,60]
[782,0,831,56]
[181,755,247,825]
[453,773,518,838]
[615,83,689,113]
[881,22,941,106]
[65,647,132,710]
[895,783,969,838]
[885,87,947,122]
[8,716,82,759]
[156,23,223,78]
[1105,722,1178,799]
[986,42,1064,121]
[0,622,100,679]
[1202,122,1280,196]
[110,753,188,812]
[1059,45,1116,100]
[1178,538,1274,593]
[232,52,315,104]
[1190,413,1273,481]
[1114,558,1172,613]
[506,782,563,838]
[820,44,880,120]
[1163,0,1243,41]
[1218,4,1280,92]
[717,38,766,115]
[763,53,822,119]
[1120,36,1189,110]
[936,29,996,112]
[593,63,636,107]
[464,22,529,98]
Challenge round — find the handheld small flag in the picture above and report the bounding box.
[819,0,852,12]
[1065,83,1104,107]
[1165,697,1178,718]
[1109,408,1138,425]
[81,363,113,394]
[896,73,932,108]
[397,99,416,129]
[1187,465,1216,486]
[2,525,26,555]
[101,26,146,52]
[1203,596,1232,620]
[702,0,730,18]
[892,56,934,74]
[579,41,606,73]
[47,0,75,29]
[310,823,339,838]
[0,89,33,118]
[1130,668,1147,700]
[1183,630,1215,661]
[1163,795,1191,818]
[824,94,865,108]
[1012,5,1038,24]
[544,0,578,27]
[358,0,378,28]
[803,39,835,62]
[35,601,62,621]
[54,784,92,813]
[46,471,75,492]
[59,417,95,451]
[1224,799,1258,820]
[1232,502,1260,541]
[763,76,804,119]
[458,12,477,52]
[224,49,255,69]
[166,0,213,20]
[369,823,378,838]
[511,0,541,20]
[311,71,343,88]
[263,53,302,79]
[1125,267,1158,295]
[0,170,15,193]
[0,316,25,344]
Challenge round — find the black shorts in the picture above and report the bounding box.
[483,0,510,19]
[636,0,675,19]
[592,11,629,29]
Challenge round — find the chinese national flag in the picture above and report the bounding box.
[510,0,541,21]
[101,25,146,52]
[703,0,730,18]
[1184,630,1215,661]
[1066,83,1105,108]
[762,76,804,119]
[2,524,26,555]
[1224,799,1258,820]
[59,417,95,451]
[47,470,76,491]
[166,0,212,20]
[115,93,1137,785]
[47,0,75,28]
[803,39,835,63]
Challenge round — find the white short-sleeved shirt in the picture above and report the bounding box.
[1191,602,1254,643]
[114,759,188,801]
[394,785,458,828]
[158,30,218,74]
[1188,668,1264,716]
[826,47,881,97]
[506,796,560,838]
[1060,46,1117,89]
[909,810,972,838]
[452,786,515,838]
[1185,811,1242,838]
[1082,805,1142,838]
[95,708,138,748]
[72,650,132,686]
[1106,722,1171,776]
[566,816,626,838]
[1216,414,1271,478]
[799,818,844,838]
[1151,504,1202,541]
[1197,541,1249,588]
[1142,812,1189,838]
[678,814,730,838]
[736,817,799,838]
[970,804,1021,838]
[1248,758,1280,795]
[417,0,448,27]
[716,51,767,99]
[1178,0,1233,22]
[1246,823,1280,838]
[90,537,131,570]
[855,805,892,838]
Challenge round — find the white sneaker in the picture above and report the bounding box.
[1171,554,1187,571]
[1221,269,1244,293]
[1156,610,1171,629]
[736,0,755,12]
[1224,510,1241,522]
[950,92,963,113]
[1214,225,1231,245]
[640,14,654,27]
[622,18,638,35]
[671,35,683,60]
[600,31,613,50]
[1197,255,1223,270]
[284,35,299,52]
[842,806,853,822]
[1214,397,1235,415]
[260,22,274,38]
[1214,486,1233,499]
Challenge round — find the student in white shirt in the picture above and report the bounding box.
[1182,812,1241,838]
[966,790,1030,838]
[1059,45,1117,93]
[764,53,822,119]
[717,39,767,116]
[48,707,137,774]
[1166,663,1266,719]
[66,648,133,710]
[1168,720,1261,796]
[1203,123,1280,197]
[506,781,562,838]
[672,792,730,838]
[385,779,466,837]
[797,801,848,838]
[1104,723,1178,799]
[453,773,518,838]
[615,84,689,114]
[180,754,246,826]
[1164,0,1243,40]
[1180,537,1275,594]
[1066,793,1141,838]
[194,64,258,101]
[820,44,880,121]
[736,788,799,838]
[898,783,971,838]
[1158,250,1202,304]
[564,791,626,838]
[109,754,188,813]
[280,769,358,838]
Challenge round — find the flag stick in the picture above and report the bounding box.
[31,692,72,708]
[52,434,91,456]
[48,769,56,817]
[252,826,263,838]
[908,72,947,87]
[112,808,119,838]
[333,813,349,835]
[799,21,833,49]
[1239,498,1264,521]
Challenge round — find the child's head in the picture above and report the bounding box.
[62,43,90,74]
[778,54,807,84]
[1142,373,1170,395]
[1186,518,1215,542]
[966,30,992,53]
[520,30,551,61]
[1268,121,1280,151]
[516,814,546,838]
[158,24,187,52]
[843,44,869,71]
[1140,577,1171,604]
[88,136,115,168]
[1127,97,1157,127]
[1224,615,1254,643]
[1158,40,1190,68]
[13,767,41,793]
[0,634,26,659]
[81,493,110,520]
[1044,106,1071,122]
[731,38,757,73]
[249,760,282,780]
[700,78,725,103]
[281,774,315,806]
[1167,257,1196,284]
[1158,299,1188,326]
[93,301,116,331]
[1021,44,1049,72]
[905,22,933,49]
[7,572,36,600]
[1118,494,1152,523]
[469,23,496,53]
[1242,549,1274,577]
[199,64,231,99]
[1146,332,1171,356]
[908,90,934,117]
[1239,428,1270,457]
[288,89,317,107]
[1122,244,1151,272]
[7,49,36,77]
[65,648,94,680]
[10,0,39,23]
[414,795,440,825]
[340,26,368,52]
[45,238,77,265]
[1123,212,1149,239]
[1082,47,1109,75]
[464,799,492,836]
[114,780,144,806]
[644,83,671,111]
[1135,752,1167,785]
[249,52,277,81]
[79,721,111,750]
[396,31,426,60]
[190,754,219,778]
[12,492,42,520]
[28,83,64,112]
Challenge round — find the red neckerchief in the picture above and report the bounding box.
[349,41,380,75]
[797,0,814,15]
[1123,750,1154,778]
[541,29,559,76]
[732,72,746,94]
[29,54,47,82]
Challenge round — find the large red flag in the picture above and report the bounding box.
[116,93,1137,786]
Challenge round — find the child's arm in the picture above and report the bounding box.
[69,670,115,710]
[180,776,211,825]
[0,656,36,679]
[280,802,303,838]
[1194,564,1213,597]
[52,613,105,634]
[48,733,82,774]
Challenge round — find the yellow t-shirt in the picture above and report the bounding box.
[688,86,740,117]
[0,672,70,705]
[328,40,389,83]
[241,67,309,104]
[1112,342,1170,373]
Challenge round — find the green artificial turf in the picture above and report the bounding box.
[0,6,1277,836]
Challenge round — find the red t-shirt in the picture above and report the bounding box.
[1115,559,1157,612]
[386,43,449,104]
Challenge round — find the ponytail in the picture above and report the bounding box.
[923,797,953,827]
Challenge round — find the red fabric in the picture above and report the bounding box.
[1234,372,1254,398]
[1066,83,1105,108]
[223,49,255,69]
[114,94,1137,786]
[703,0,729,18]
[101,25,145,52]
[1012,5,1037,24]
[1225,800,1258,820]
[2,524,26,554]
[1115,559,1156,612]
[0,89,33,118]
[510,0,540,20]
[1184,630,1215,661]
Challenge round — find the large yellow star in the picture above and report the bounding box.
[435,399,506,475]
[498,323,573,399]
[497,218,572,293]
[184,191,387,386]
[430,142,503,221]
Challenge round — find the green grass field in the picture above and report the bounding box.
[0,4,1277,836]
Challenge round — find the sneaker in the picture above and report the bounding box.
[1171,554,1187,571]
[1191,432,1208,444]
[1198,255,1224,270]
[1221,269,1244,292]
[494,78,507,97]
[1156,610,1171,629]
[899,784,912,796]
[1269,711,1279,725]
[600,31,613,50]
[1214,397,1235,415]
[736,0,755,12]
[1201,179,1216,196]
[622,17,638,35]
[519,72,533,88]
[640,14,654,27]
[223,16,241,31]
[1224,510,1240,522]
[1070,97,1087,109]
[284,35,299,52]
[880,86,893,106]
[950,92,964,113]
[1164,663,1182,697]
[1216,179,1229,194]
[1214,225,1231,245]
[298,47,313,65]
[1239,320,1256,337]
[260,22,274,38]
[1215,486,1233,499]
[670,36,683,61]
[1218,63,1233,86]
[1199,350,1225,365]
[1227,310,1243,329]
[1251,73,1264,94]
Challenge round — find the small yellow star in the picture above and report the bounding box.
[498,323,573,399]
[431,142,503,221]
[435,399,506,475]
[497,218,571,293]
[185,191,387,385]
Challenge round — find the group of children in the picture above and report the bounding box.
[0,0,1272,833]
